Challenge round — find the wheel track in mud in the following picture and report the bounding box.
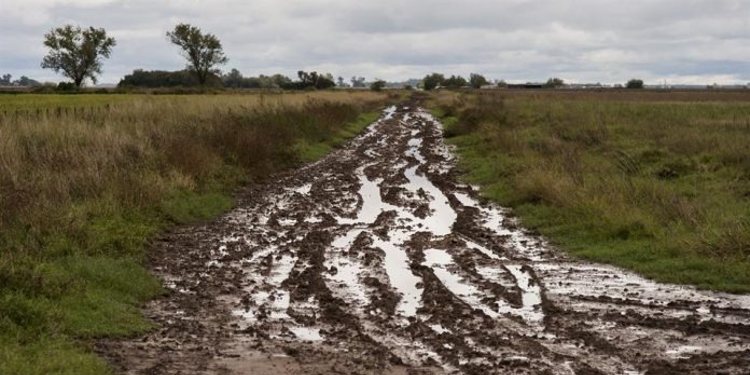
[102,101,750,375]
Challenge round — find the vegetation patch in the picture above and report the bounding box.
[431,90,750,292]
[0,91,388,374]
[296,111,381,162]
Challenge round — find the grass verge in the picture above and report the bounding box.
[0,92,388,374]
[430,90,750,293]
[295,111,381,162]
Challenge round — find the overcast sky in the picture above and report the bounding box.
[1,0,749,85]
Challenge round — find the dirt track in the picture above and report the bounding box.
[102,101,750,374]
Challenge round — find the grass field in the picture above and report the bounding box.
[0,91,390,374]
[431,90,750,293]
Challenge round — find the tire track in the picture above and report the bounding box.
[103,101,750,375]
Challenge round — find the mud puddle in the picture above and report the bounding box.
[101,101,750,375]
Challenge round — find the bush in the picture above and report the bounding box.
[370,80,386,92]
[626,79,644,89]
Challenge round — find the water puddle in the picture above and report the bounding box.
[374,232,423,317]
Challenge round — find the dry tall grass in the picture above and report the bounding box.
[0,92,385,234]
[0,91,388,375]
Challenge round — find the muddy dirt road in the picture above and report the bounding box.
[103,102,750,374]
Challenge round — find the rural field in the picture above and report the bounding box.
[0,91,392,374]
[4,1,750,373]
[1,89,749,375]
[433,90,750,292]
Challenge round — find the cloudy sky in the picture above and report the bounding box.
[1,0,749,85]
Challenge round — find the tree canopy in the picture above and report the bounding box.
[40,25,116,87]
[469,73,489,89]
[544,77,565,88]
[370,80,386,91]
[293,71,335,90]
[350,76,366,88]
[422,73,445,90]
[222,69,292,89]
[443,75,468,89]
[118,69,222,88]
[167,24,228,85]
[626,79,644,89]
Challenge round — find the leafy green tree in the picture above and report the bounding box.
[40,25,116,87]
[469,73,489,89]
[1,74,11,85]
[443,75,467,89]
[626,79,644,89]
[167,23,228,85]
[544,77,565,88]
[422,73,445,90]
[370,80,386,91]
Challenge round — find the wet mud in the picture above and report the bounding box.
[101,101,750,374]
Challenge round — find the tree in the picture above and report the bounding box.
[295,71,335,90]
[370,80,386,91]
[167,24,228,85]
[544,77,565,88]
[337,76,349,87]
[40,25,116,87]
[15,76,41,87]
[443,75,467,89]
[497,80,508,88]
[469,73,489,89]
[118,69,221,88]
[351,76,366,88]
[223,68,244,88]
[269,74,293,89]
[422,73,445,90]
[1,74,11,85]
[626,79,644,89]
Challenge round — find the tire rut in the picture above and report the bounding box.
[101,101,750,375]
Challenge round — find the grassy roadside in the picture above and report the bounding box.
[0,92,389,374]
[295,111,381,162]
[430,90,750,293]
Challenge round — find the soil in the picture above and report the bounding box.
[100,101,750,374]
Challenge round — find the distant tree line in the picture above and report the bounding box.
[222,69,291,89]
[0,74,42,87]
[421,73,490,90]
[118,69,222,88]
[119,68,340,90]
[34,22,651,91]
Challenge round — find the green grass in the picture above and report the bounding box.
[0,93,388,374]
[0,93,136,111]
[434,92,750,292]
[296,111,380,162]
[1,335,112,375]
